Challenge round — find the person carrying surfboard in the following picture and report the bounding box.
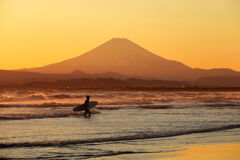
[84,95,91,118]
[73,96,97,116]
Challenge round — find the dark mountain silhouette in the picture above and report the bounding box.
[15,38,240,80]
[0,70,128,86]
[0,70,50,85]
[1,70,240,89]
[16,76,240,89]
[19,78,188,89]
[194,76,240,87]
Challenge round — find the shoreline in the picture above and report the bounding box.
[154,143,240,160]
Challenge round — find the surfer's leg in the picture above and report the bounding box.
[84,110,87,117]
[88,110,91,118]
[84,109,91,118]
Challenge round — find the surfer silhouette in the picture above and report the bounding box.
[84,95,91,118]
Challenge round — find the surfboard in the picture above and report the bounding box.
[73,101,98,112]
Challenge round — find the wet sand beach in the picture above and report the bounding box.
[155,143,240,160]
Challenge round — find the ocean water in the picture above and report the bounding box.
[0,90,240,159]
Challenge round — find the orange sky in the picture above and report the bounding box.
[0,0,239,71]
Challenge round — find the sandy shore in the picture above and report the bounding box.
[155,143,240,160]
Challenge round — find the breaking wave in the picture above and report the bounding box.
[0,94,48,102]
[0,110,100,120]
[0,102,76,108]
[1,124,239,148]
[139,105,174,109]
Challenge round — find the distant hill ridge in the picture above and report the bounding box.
[0,70,128,85]
[1,70,240,88]
[195,75,240,87]
[20,78,188,89]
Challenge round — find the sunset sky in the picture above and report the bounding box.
[0,0,239,71]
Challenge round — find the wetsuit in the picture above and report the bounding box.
[84,99,91,118]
